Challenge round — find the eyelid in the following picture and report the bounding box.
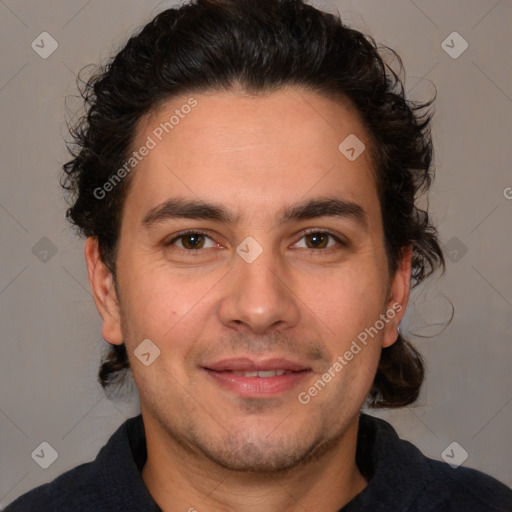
[292,228,347,249]
[165,229,218,249]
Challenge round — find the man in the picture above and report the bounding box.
[5,0,512,510]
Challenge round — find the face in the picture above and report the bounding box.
[87,86,411,472]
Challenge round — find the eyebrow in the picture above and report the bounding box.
[142,198,236,227]
[279,197,368,229]
[141,196,368,230]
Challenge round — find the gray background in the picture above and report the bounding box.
[1,0,511,507]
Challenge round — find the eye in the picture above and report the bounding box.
[293,230,344,249]
[166,230,217,250]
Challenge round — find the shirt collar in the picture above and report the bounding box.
[100,412,433,512]
[93,413,161,511]
[340,412,432,511]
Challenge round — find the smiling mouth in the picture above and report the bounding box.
[226,369,298,377]
[202,367,311,396]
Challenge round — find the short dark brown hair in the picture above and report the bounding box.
[62,0,445,408]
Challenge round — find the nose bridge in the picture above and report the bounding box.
[218,239,299,333]
[238,248,280,299]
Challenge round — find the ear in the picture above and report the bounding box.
[382,245,412,348]
[85,237,123,345]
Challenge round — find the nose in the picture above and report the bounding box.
[218,245,300,334]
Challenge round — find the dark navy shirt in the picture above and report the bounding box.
[5,413,512,511]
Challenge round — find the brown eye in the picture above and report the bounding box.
[304,232,330,249]
[180,233,205,249]
[294,231,342,250]
[166,231,216,250]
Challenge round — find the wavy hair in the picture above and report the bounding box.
[62,0,445,407]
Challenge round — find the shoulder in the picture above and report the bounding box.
[357,414,512,511]
[3,415,153,512]
[416,457,512,511]
[3,459,101,511]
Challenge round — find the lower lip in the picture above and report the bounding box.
[202,369,311,397]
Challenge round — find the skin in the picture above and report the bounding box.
[86,86,412,512]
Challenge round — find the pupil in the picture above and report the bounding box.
[184,234,203,249]
[309,233,327,248]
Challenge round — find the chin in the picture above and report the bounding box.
[193,426,338,474]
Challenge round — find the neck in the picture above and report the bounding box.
[141,413,367,512]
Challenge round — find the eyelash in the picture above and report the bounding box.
[165,228,346,253]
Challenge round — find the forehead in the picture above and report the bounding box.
[124,86,380,228]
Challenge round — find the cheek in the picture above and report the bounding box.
[125,282,199,339]
[118,260,219,362]
[120,276,208,394]
[305,259,386,329]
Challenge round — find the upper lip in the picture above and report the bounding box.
[203,358,310,372]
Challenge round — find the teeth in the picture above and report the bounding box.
[231,370,288,377]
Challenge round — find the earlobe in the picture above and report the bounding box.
[84,237,124,345]
[382,245,412,348]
